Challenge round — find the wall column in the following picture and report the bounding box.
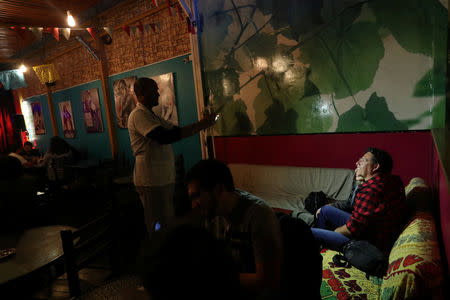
[96,38,118,160]
[45,85,59,136]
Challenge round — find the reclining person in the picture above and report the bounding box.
[311,147,407,256]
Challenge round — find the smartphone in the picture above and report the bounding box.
[154,221,161,232]
[215,114,219,121]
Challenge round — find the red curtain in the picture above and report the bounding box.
[0,87,16,154]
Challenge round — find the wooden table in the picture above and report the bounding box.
[0,225,76,287]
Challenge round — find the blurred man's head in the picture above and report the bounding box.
[23,141,33,153]
[134,78,159,108]
[185,159,235,218]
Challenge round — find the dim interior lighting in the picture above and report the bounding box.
[19,64,27,73]
[272,56,288,73]
[255,57,268,70]
[284,69,295,82]
[67,11,76,27]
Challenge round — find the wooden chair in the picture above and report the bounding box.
[60,211,118,298]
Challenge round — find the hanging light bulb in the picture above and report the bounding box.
[19,64,27,73]
[67,11,76,27]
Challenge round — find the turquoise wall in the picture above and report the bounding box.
[52,80,111,160]
[25,54,202,173]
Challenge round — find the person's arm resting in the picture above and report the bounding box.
[335,224,352,237]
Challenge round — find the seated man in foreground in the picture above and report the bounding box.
[311,147,407,256]
[185,159,282,298]
[20,141,41,163]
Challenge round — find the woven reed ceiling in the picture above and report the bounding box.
[0,0,103,63]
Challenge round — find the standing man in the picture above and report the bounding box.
[128,77,216,238]
[185,159,282,298]
[312,147,407,256]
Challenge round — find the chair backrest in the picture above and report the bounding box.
[277,213,323,300]
[60,212,115,298]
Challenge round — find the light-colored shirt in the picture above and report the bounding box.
[8,152,27,165]
[127,103,175,187]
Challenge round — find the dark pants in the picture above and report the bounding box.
[311,205,350,251]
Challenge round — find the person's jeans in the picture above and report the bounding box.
[311,205,351,251]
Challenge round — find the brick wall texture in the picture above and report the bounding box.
[18,0,191,99]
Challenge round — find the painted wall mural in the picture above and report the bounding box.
[113,76,136,129]
[81,88,104,133]
[59,101,75,138]
[198,0,447,136]
[31,101,46,135]
[151,73,179,126]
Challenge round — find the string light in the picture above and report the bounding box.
[67,11,76,27]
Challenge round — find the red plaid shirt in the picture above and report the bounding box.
[346,174,407,255]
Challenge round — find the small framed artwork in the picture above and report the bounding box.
[81,88,104,133]
[151,73,178,126]
[59,101,75,138]
[113,76,136,128]
[31,101,46,135]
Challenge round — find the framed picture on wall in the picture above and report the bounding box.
[31,101,46,135]
[151,73,178,126]
[81,88,104,133]
[113,76,136,128]
[59,101,75,138]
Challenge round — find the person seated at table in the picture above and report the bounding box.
[139,224,240,300]
[38,136,74,186]
[8,144,36,168]
[0,155,36,230]
[19,141,41,163]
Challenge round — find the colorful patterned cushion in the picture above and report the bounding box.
[320,248,382,300]
[404,177,433,213]
[320,178,443,299]
[320,212,443,299]
[380,212,443,299]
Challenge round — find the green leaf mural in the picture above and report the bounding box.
[369,0,446,56]
[337,92,408,132]
[205,67,240,108]
[256,0,324,40]
[214,99,254,136]
[413,69,445,97]
[321,0,364,25]
[200,0,233,71]
[294,94,333,133]
[256,99,298,135]
[432,97,446,128]
[336,104,374,132]
[298,16,384,98]
[198,0,447,136]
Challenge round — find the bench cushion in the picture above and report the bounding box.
[320,212,443,299]
[380,212,443,299]
[320,248,382,299]
[228,164,354,211]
